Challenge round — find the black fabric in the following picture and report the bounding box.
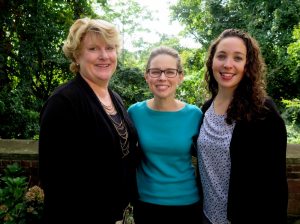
[201,97,288,223]
[133,200,202,224]
[39,74,139,223]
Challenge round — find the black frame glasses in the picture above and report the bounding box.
[147,68,179,78]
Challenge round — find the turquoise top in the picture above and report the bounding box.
[128,100,203,205]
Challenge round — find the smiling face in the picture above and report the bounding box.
[145,54,183,100]
[76,32,117,85]
[212,37,247,92]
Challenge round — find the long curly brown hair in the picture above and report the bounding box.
[205,28,268,124]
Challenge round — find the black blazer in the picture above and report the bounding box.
[39,74,139,223]
[201,97,288,223]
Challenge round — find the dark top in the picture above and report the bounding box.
[39,74,138,224]
[201,97,288,223]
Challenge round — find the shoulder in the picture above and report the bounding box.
[181,103,203,123]
[201,98,213,113]
[264,97,279,112]
[40,79,81,120]
[184,103,202,115]
[263,97,286,127]
[110,89,124,106]
[128,101,147,113]
[51,74,93,101]
[46,79,79,104]
[261,97,284,120]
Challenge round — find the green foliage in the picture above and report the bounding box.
[178,72,206,107]
[178,48,208,106]
[100,0,153,55]
[281,99,300,144]
[286,23,300,95]
[288,23,300,63]
[286,124,300,144]
[0,163,44,224]
[0,88,40,139]
[111,65,151,108]
[171,0,300,103]
[0,0,300,142]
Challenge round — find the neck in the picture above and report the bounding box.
[83,78,114,113]
[81,74,109,96]
[214,91,233,115]
[149,98,184,111]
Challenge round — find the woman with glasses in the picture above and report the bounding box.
[128,46,203,224]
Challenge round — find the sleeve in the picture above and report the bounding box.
[263,98,288,222]
[38,93,77,193]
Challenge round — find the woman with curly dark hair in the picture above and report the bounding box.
[197,29,288,224]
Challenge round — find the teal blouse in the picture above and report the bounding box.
[128,100,202,205]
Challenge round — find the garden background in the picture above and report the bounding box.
[0,0,299,142]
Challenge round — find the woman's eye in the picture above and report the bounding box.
[216,54,226,60]
[107,46,115,51]
[234,57,243,61]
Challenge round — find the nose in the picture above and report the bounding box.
[158,71,167,80]
[224,58,233,68]
[98,49,108,59]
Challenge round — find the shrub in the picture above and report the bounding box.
[0,163,44,224]
[282,98,300,144]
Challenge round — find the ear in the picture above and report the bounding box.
[178,71,184,83]
[144,73,149,83]
[244,66,247,74]
[74,55,79,65]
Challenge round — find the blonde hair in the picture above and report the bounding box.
[63,17,121,74]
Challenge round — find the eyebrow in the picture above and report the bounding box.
[149,68,178,70]
[217,50,246,56]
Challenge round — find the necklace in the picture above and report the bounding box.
[108,113,130,158]
[100,101,117,115]
[98,97,129,157]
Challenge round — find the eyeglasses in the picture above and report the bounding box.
[147,68,179,78]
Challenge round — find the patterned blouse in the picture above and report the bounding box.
[197,102,235,224]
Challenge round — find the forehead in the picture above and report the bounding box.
[82,32,106,45]
[150,54,177,66]
[216,37,246,55]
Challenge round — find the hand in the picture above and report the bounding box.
[115,220,123,224]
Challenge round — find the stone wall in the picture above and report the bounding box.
[0,139,39,186]
[0,139,300,217]
[287,144,300,217]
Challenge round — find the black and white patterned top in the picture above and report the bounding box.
[197,102,235,224]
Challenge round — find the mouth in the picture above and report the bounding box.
[220,72,234,80]
[96,64,109,68]
[155,84,169,91]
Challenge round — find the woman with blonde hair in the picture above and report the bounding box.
[39,17,138,224]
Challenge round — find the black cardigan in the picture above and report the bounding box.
[201,98,288,223]
[39,74,138,224]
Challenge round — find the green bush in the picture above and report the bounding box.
[282,99,300,144]
[0,163,44,224]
